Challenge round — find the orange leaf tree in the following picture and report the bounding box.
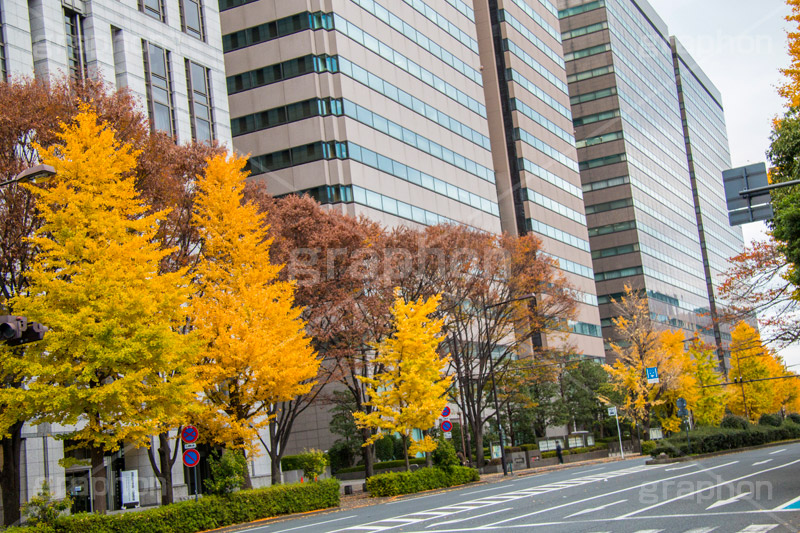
[189,154,319,485]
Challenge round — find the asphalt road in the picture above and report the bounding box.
[242,443,800,533]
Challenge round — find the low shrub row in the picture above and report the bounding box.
[540,444,608,459]
[336,458,426,474]
[8,480,340,533]
[652,421,800,458]
[366,466,479,497]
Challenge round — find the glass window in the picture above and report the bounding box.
[143,42,175,136]
[186,61,213,142]
[140,0,164,21]
[181,0,204,40]
[64,9,87,82]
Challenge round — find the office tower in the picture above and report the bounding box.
[472,0,605,360]
[672,37,744,367]
[221,1,501,233]
[558,0,740,358]
[0,0,231,144]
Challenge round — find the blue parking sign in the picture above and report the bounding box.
[646,366,659,384]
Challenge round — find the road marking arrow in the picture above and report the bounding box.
[707,491,751,510]
[566,499,627,518]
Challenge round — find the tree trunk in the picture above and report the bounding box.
[361,428,375,478]
[241,449,253,490]
[402,435,410,471]
[464,424,472,466]
[0,421,23,527]
[90,445,108,514]
[474,430,484,468]
[157,433,174,505]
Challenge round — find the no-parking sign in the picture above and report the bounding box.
[440,420,452,432]
[183,449,200,468]
[181,425,199,444]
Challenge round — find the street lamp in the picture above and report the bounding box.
[483,293,536,476]
[0,164,56,188]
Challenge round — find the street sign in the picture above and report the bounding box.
[646,367,659,384]
[676,397,687,409]
[441,406,451,418]
[181,425,199,444]
[444,431,452,439]
[723,163,773,225]
[441,420,452,432]
[183,449,200,468]
[184,443,197,450]
[608,406,617,416]
[678,407,689,418]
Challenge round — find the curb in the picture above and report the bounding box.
[645,438,800,464]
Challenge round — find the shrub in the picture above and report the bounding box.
[519,443,538,451]
[375,435,396,462]
[759,413,783,427]
[204,449,247,495]
[788,413,800,425]
[8,480,339,533]
[366,466,479,497]
[720,414,750,430]
[641,440,657,456]
[432,436,459,470]
[327,441,356,473]
[21,481,71,527]
[652,422,800,458]
[282,450,329,479]
[336,458,426,474]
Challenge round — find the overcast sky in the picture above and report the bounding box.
[646,1,798,364]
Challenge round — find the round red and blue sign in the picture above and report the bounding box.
[183,449,200,468]
[441,406,451,418]
[440,420,452,432]
[181,425,198,444]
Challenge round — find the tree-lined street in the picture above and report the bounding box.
[241,444,800,533]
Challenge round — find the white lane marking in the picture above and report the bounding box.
[774,493,800,511]
[683,528,717,533]
[460,487,507,496]
[629,530,662,533]
[707,491,750,510]
[769,448,786,455]
[664,464,695,472]
[736,526,778,533]
[566,499,627,518]
[752,459,773,466]
[425,508,511,527]
[272,516,351,533]
[483,461,739,527]
[618,459,800,519]
[580,467,606,474]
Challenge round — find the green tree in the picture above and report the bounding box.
[562,359,609,433]
[11,106,195,514]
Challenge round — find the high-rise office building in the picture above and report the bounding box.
[221,0,501,233]
[672,37,744,368]
[472,0,605,360]
[558,0,743,360]
[0,0,231,144]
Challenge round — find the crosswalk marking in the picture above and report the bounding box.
[334,464,658,532]
[736,526,778,533]
[682,528,717,533]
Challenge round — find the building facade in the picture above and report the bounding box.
[672,36,744,368]
[0,0,235,520]
[0,0,231,144]
[558,0,742,360]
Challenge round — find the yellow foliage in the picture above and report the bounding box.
[190,154,319,452]
[353,291,451,458]
[780,0,800,106]
[10,105,195,452]
[726,322,785,422]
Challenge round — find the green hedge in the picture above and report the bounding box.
[336,458,426,474]
[366,466,479,497]
[652,421,800,458]
[9,480,339,533]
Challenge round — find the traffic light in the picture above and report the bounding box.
[0,315,26,341]
[0,315,47,346]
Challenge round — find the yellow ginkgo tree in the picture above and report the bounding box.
[353,291,452,471]
[189,154,319,485]
[11,106,196,514]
